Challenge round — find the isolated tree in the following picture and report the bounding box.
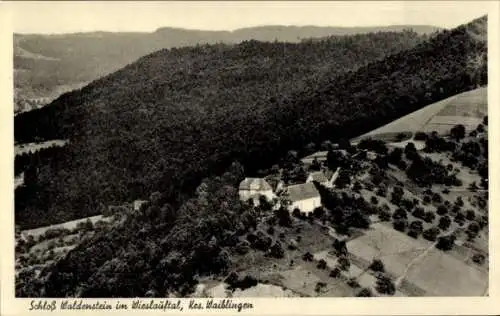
[330,268,341,278]
[369,259,385,272]
[317,259,327,270]
[437,205,448,216]
[356,288,373,297]
[302,252,314,262]
[375,275,396,295]
[472,253,486,265]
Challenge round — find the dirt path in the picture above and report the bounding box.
[395,241,437,288]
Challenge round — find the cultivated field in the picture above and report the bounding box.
[352,87,487,140]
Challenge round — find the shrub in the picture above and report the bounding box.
[267,226,275,235]
[466,210,476,221]
[423,211,436,223]
[423,227,440,242]
[356,288,373,297]
[472,253,486,265]
[330,268,341,278]
[438,216,452,231]
[392,208,408,220]
[347,277,360,288]
[436,235,456,251]
[375,274,396,295]
[369,259,385,272]
[393,219,407,232]
[337,256,350,271]
[370,196,379,205]
[378,210,391,222]
[302,252,314,262]
[317,259,327,270]
[437,205,448,215]
[412,207,425,219]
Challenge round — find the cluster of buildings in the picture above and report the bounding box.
[238,156,341,215]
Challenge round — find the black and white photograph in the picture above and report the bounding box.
[1,1,499,313]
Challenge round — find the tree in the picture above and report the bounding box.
[436,235,456,251]
[335,169,351,189]
[269,242,285,258]
[393,219,407,232]
[465,210,476,221]
[302,252,313,262]
[483,116,488,126]
[438,215,452,231]
[450,124,466,141]
[437,204,448,215]
[369,259,385,272]
[423,227,440,242]
[375,274,396,295]
[356,288,373,297]
[388,148,403,165]
[472,253,486,265]
[404,142,418,160]
[423,211,436,224]
[330,268,341,278]
[392,208,408,220]
[414,132,428,141]
[317,259,327,270]
[337,256,350,271]
[370,196,379,205]
[409,220,424,234]
[274,207,292,227]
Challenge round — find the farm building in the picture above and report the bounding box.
[306,171,329,185]
[282,182,321,214]
[239,178,276,204]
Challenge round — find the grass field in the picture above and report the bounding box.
[347,222,488,296]
[352,87,487,140]
[404,248,488,296]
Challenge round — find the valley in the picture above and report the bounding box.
[12,14,489,299]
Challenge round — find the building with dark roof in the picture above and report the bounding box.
[282,182,321,214]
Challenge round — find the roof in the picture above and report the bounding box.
[239,178,273,191]
[308,171,328,183]
[301,151,328,162]
[284,182,320,202]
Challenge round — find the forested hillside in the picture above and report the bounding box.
[15,30,427,229]
[14,15,487,298]
[14,25,439,113]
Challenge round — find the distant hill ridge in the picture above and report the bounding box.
[14,24,440,114]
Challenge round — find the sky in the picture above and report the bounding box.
[5,1,494,34]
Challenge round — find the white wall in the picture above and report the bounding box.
[239,189,275,202]
[288,197,321,214]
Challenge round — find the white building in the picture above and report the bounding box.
[239,178,276,205]
[283,182,321,214]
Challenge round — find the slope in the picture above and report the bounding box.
[14,25,440,113]
[17,15,487,298]
[14,31,426,229]
[352,86,487,141]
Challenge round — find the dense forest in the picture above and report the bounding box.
[15,17,486,230]
[14,15,487,298]
[15,30,428,228]
[15,25,439,113]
